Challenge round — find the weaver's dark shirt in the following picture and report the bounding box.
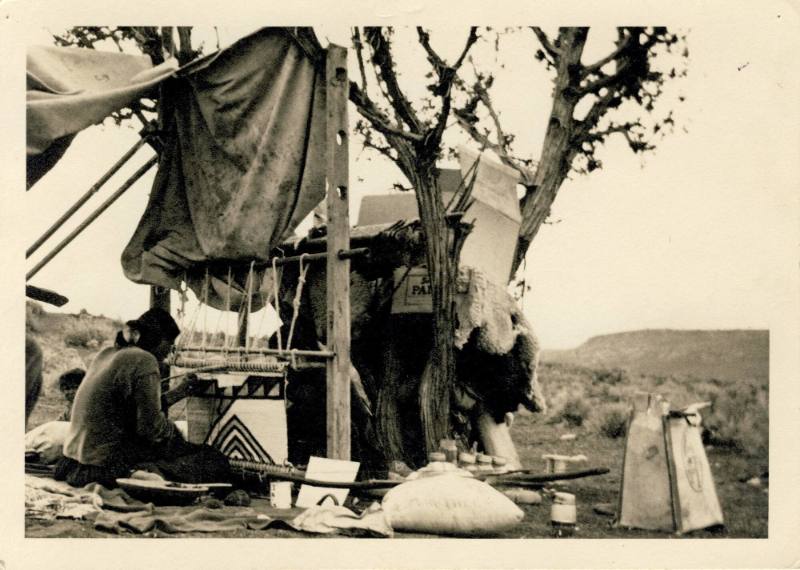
[63,346,175,467]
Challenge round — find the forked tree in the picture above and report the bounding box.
[49,26,687,460]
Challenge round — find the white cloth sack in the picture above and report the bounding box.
[382,474,524,536]
[25,421,70,464]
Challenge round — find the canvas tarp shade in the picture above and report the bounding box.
[26,45,178,189]
[121,28,327,311]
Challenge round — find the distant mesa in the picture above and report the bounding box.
[541,329,769,382]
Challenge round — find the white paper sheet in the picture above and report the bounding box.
[295,456,360,508]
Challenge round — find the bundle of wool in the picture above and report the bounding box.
[454,267,519,354]
[454,267,546,416]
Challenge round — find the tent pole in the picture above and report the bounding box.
[26,155,158,281]
[26,135,151,259]
[325,45,351,460]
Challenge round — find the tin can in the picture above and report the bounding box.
[428,451,447,463]
[439,439,458,464]
[550,492,577,537]
[492,456,509,473]
[476,453,494,473]
[269,481,293,509]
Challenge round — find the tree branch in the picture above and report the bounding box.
[416,26,478,81]
[364,27,421,133]
[417,27,479,150]
[572,89,619,143]
[351,27,369,92]
[578,63,631,96]
[454,75,536,186]
[581,29,632,77]
[349,81,424,143]
[531,27,561,63]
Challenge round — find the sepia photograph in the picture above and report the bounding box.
[4,1,799,568]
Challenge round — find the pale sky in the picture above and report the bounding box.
[21,15,800,349]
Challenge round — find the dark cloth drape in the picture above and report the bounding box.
[121,28,327,311]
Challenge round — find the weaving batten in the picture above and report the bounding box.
[175,345,334,358]
[170,354,288,374]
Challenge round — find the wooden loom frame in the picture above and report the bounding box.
[26,43,354,461]
[158,44,354,460]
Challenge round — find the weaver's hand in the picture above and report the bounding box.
[180,373,202,396]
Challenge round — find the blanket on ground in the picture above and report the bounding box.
[25,475,152,521]
[25,475,391,537]
[95,502,391,537]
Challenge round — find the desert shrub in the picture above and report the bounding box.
[593,368,627,385]
[63,319,112,348]
[557,396,591,427]
[703,379,768,454]
[599,405,630,438]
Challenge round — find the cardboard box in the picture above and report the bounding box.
[357,146,521,287]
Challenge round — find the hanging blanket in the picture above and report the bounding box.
[26,44,177,188]
[121,28,327,311]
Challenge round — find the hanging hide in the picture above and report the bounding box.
[454,267,546,417]
[122,28,327,311]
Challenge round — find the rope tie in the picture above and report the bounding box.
[244,260,256,352]
[201,268,210,355]
[286,253,309,351]
[272,254,284,351]
[223,266,233,356]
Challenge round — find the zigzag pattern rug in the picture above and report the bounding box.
[186,374,288,465]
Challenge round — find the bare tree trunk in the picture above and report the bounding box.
[412,166,458,453]
[376,320,407,461]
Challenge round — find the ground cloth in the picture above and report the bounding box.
[26,475,391,537]
[95,503,392,537]
[25,474,152,521]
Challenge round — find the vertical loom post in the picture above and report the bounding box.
[325,45,351,460]
[150,286,172,394]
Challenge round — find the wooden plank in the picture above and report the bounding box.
[325,44,351,460]
[26,284,68,307]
